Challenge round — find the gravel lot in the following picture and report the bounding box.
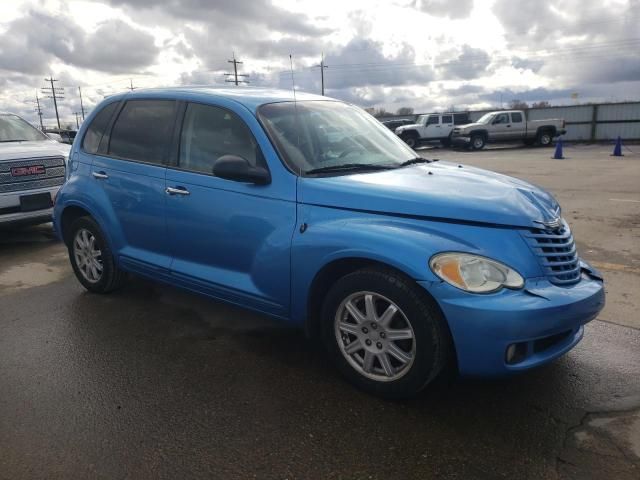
[1,144,638,479]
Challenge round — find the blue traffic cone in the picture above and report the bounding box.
[552,137,564,159]
[611,136,623,156]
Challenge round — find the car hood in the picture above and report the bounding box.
[396,123,420,131]
[299,161,560,228]
[0,140,70,162]
[453,122,483,132]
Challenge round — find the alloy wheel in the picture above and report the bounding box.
[73,228,103,283]
[334,291,416,382]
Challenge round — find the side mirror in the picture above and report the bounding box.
[213,155,271,185]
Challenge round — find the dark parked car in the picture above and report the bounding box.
[381,119,413,131]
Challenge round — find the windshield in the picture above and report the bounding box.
[0,115,48,142]
[476,113,495,124]
[258,101,417,175]
[415,115,427,124]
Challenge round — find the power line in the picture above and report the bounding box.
[225,52,249,86]
[41,76,64,130]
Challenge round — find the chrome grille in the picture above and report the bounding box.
[521,220,581,285]
[0,156,65,193]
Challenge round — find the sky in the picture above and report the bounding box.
[1,0,639,128]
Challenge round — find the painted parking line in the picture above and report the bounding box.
[590,261,640,275]
[609,198,640,203]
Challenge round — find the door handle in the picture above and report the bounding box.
[92,171,108,180]
[165,186,190,196]
[506,125,511,127]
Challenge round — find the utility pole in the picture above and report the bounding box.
[78,86,86,120]
[225,52,249,86]
[314,52,328,95]
[128,79,136,91]
[42,76,64,130]
[73,112,81,129]
[34,92,44,131]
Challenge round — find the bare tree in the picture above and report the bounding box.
[508,99,529,109]
[531,101,551,108]
[396,107,414,116]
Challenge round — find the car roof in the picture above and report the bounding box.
[108,86,335,113]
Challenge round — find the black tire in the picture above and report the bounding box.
[321,268,451,399]
[401,133,419,149]
[537,130,553,147]
[440,136,452,148]
[67,216,126,293]
[470,134,485,150]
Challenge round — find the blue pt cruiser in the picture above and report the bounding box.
[53,88,605,398]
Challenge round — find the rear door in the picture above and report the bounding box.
[91,99,177,273]
[441,114,454,136]
[509,112,525,138]
[164,102,296,318]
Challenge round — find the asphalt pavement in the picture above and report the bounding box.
[1,144,638,479]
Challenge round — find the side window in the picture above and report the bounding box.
[179,103,262,175]
[494,113,509,124]
[511,112,523,123]
[453,113,468,125]
[82,102,119,154]
[426,115,439,125]
[108,100,176,164]
[442,115,453,124]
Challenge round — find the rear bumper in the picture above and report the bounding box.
[419,271,605,376]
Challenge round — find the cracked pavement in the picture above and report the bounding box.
[1,145,639,479]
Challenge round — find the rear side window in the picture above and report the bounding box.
[442,115,453,124]
[108,100,177,164]
[453,113,469,125]
[511,112,523,123]
[179,103,263,175]
[82,102,119,154]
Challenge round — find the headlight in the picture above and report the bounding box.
[429,253,524,293]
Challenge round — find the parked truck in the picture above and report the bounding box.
[451,110,566,150]
[395,112,470,148]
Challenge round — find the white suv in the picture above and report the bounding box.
[0,113,69,226]
[395,112,470,148]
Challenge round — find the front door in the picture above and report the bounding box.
[165,102,296,318]
[490,112,511,140]
[91,99,178,273]
[423,115,441,139]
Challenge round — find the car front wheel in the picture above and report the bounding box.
[322,268,451,398]
[470,134,486,150]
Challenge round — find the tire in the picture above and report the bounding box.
[537,131,553,147]
[321,268,451,399]
[440,136,452,148]
[401,133,419,149]
[470,134,485,150]
[67,216,126,293]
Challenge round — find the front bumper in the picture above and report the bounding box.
[419,272,605,376]
[450,135,470,145]
[0,186,59,226]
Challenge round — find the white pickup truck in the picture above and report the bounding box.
[450,110,566,150]
[395,112,470,148]
[1,113,69,227]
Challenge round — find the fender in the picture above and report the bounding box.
[53,162,127,259]
[289,204,543,325]
[468,129,488,140]
[400,129,420,138]
[535,125,557,137]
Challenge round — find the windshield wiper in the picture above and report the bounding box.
[399,157,437,167]
[305,163,396,175]
[0,139,30,143]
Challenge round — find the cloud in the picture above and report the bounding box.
[0,10,159,75]
[412,0,474,19]
[438,45,491,80]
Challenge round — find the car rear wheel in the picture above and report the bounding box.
[322,268,451,398]
[537,131,553,147]
[67,216,126,293]
[470,134,485,150]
